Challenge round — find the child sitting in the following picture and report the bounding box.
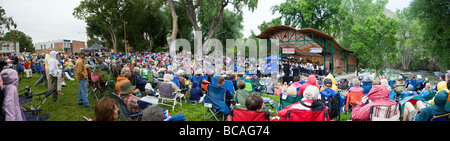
[245,94,264,112]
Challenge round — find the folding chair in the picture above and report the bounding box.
[157,82,182,111]
[109,93,142,121]
[18,86,33,111]
[228,109,270,121]
[430,113,450,121]
[90,73,106,100]
[277,93,302,111]
[281,101,329,121]
[345,91,363,113]
[244,82,253,92]
[20,88,55,121]
[369,103,400,121]
[203,85,228,121]
[224,80,235,96]
[234,90,252,107]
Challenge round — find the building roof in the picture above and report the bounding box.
[255,25,353,53]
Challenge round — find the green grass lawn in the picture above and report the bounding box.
[18,72,351,121]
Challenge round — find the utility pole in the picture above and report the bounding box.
[123,21,127,56]
[13,30,16,54]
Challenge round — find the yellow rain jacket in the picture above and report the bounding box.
[427,81,449,105]
[320,74,338,91]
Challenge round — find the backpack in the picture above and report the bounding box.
[319,93,340,119]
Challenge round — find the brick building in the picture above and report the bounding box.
[34,39,85,54]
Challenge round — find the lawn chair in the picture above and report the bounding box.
[228,109,270,121]
[157,82,182,111]
[369,103,400,121]
[224,80,235,96]
[203,85,228,121]
[20,88,55,121]
[244,82,253,92]
[280,100,329,121]
[277,93,302,111]
[345,91,363,113]
[234,90,252,108]
[109,93,142,121]
[90,73,106,100]
[430,113,450,121]
[138,96,158,110]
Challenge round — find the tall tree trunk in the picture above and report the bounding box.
[167,0,178,57]
[107,26,117,53]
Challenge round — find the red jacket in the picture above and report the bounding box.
[278,99,329,121]
[298,75,320,95]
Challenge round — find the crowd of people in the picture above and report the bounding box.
[0,49,449,121]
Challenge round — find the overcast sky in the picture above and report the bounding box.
[0,0,412,44]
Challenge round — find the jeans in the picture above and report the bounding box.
[78,79,90,106]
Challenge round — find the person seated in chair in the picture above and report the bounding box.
[115,67,140,95]
[93,65,107,91]
[216,76,233,107]
[403,90,449,121]
[141,105,185,121]
[132,67,147,92]
[119,81,141,120]
[278,85,329,121]
[93,97,119,121]
[351,85,397,121]
[189,81,204,103]
[163,74,181,97]
[246,94,264,112]
[234,80,251,107]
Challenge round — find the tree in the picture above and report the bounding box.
[335,0,388,49]
[3,30,34,52]
[257,18,282,32]
[0,6,16,38]
[410,0,450,71]
[349,12,398,78]
[395,7,425,70]
[73,0,128,53]
[271,0,342,35]
[176,0,258,53]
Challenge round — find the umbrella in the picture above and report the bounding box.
[434,71,444,79]
[263,62,278,73]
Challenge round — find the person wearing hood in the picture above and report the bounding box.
[289,76,301,94]
[48,51,61,102]
[298,75,320,95]
[319,78,341,119]
[189,81,204,103]
[320,74,338,91]
[351,85,397,121]
[404,90,449,121]
[1,69,26,121]
[427,81,449,105]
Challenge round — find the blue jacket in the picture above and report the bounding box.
[416,90,450,121]
[319,88,343,108]
[189,81,203,101]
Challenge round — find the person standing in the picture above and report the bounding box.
[48,51,61,102]
[75,52,93,108]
